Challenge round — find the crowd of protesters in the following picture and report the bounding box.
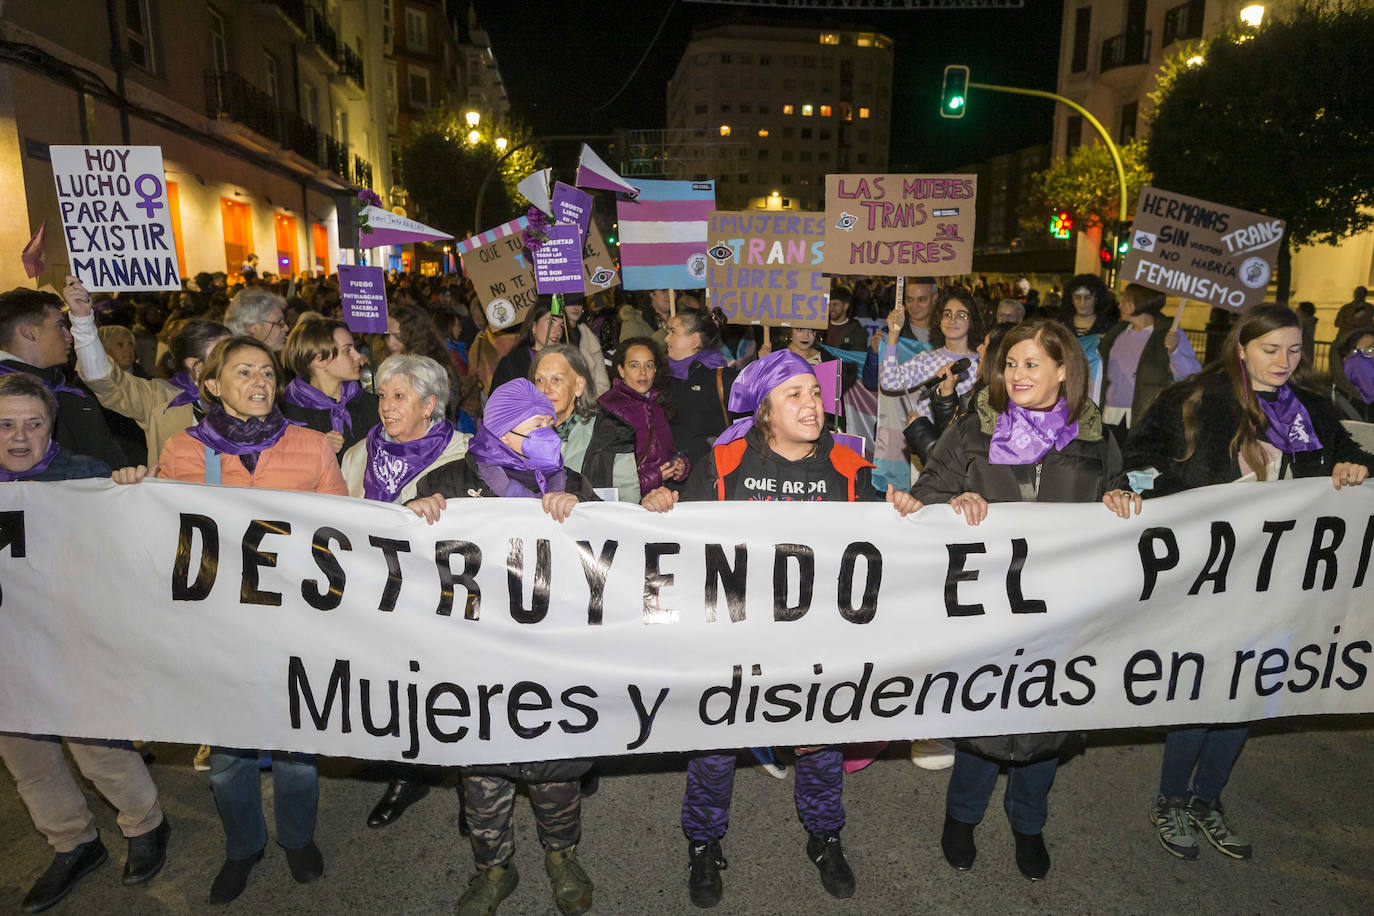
[1,260,1371,915]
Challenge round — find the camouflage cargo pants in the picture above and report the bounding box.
[462,773,582,869]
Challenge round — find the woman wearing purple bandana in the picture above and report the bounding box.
[1336,329,1374,421]
[281,319,379,455]
[405,378,598,916]
[643,350,919,909]
[339,354,469,830]
[66,275,229,462]
[912,319,1135,882]
[1122,305,1372,865]
[662,308,736,468]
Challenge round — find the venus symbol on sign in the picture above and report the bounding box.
[134,174,165,218]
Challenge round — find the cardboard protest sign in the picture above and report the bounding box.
[581,217,619,296]
[705,210,828,328]
[338,264,388,334]
[532,225,585,295]
[50,146,181,291]
[822,174,976,277]
[1122,187,1284,311]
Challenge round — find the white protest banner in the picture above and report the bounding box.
[1123,186,1285,311]
[50,146,181,292]
[822,173,976,277]
[706,211,828,328]
[0,479,1371,766]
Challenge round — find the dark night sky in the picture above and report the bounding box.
[473,0,1065,170]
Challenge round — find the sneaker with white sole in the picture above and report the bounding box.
[1187,797,1252,860]
[193,745,211,772]
[747,747,788,779]
[909,738,955,770]
[1150,795,1200,859]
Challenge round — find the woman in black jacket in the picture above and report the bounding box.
[1122,305,1371,863]
[911,319,1139,881]
[663,308,737,468]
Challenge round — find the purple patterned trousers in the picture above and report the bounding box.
[681,747,844,840]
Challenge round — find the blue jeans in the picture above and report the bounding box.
[945,748,1058,835]
[209,748,318,859]
[1158,725,1249,803]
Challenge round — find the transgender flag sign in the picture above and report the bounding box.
[615,179,715,290]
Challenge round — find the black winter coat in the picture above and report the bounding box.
[415,451,601,503]
[2,360,128,470]
[666,361,738,469]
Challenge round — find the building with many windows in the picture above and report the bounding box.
[664,23,893,211]
[0,0,392,289]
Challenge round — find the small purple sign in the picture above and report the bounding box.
[339,264,389,334]
[552,182,593,244]
[532,225,585,295]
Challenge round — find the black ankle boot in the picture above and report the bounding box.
[941,814,976,871]
[366,778,429,828]
[1013,830,1050,880]
[687,839,726,908]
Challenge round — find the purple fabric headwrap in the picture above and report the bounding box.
[714,350,817,446]
[465,378,566,495]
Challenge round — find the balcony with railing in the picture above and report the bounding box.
[337,43,365,90]
[1101,30,1152,72]
[308,5,340,61]
[259,0,307,33]
[1163,0,1206,47]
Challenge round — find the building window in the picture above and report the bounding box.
[819,128,831,140]
[740,53,753,65]
[382,0,393,49]
[757,149,768,160]
[782,103,794,115]
[856,33,875,47]
[781,174,791,185]
[800,150,811,162]
[738,173,748,183]
[858,107,870,119]
[819,152,830,163]
[801,104,813,117]
[758,103,770,114]
[125,0,156,71]
[782,126,795,138]
[1066,114,1083,155]
[720,103,731,113]
[783,55,798,67]
[840,103,853,121]
[819,104,832,117]
[209,8,228,73]
[781,150,793,162]
[719,125,731,137]
[1071,7,1091,73]
[739,102,751,113]
[1118,101,1138,144]
[389,140,403,180]
[819,32,839,45]
[720,52,732,63]
[718,175,729,184]
[800,128,812,140]
[385,63,398,129]
[757,128,769,138]
[803,56,816,68]
[263,53,280,104]
[408,67,430,109]
[857,152,867,165]
[694,102,708,114]
[303,83,319,126]
[405,9,427,53]
[759,54,770,65]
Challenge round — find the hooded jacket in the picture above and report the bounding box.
[681,426,876,503]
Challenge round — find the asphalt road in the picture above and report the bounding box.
[3,718,1373,914]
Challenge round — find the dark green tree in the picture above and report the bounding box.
[1147,1,1374,301]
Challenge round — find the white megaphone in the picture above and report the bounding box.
[575,144,639,197]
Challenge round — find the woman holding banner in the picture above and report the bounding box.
[153,336,347,903]
[280,319,379,455]
[1121,305,1372,863]
[641,349,919,908]
[910,318,1137,881]
[405,378,597,916]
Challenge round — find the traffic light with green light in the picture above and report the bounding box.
[940,65,970,119]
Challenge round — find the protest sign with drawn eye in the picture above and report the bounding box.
[822,173,977,277]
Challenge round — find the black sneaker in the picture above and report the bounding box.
[806,831,856,899]
[123,816,170,885]
[686,839,726,908]
[21,836,107,914]
[1187,797,1252,860]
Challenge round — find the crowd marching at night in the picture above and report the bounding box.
[1,257,1373,915]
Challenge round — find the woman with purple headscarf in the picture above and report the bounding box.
[912,318,1136,882]
[405,377,597,916]
[1121,305,1371,867]
[642,350,918,909]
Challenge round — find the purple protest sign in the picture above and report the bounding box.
[338,264,388,334]
[532,225,585,295]
[552,182,593,244]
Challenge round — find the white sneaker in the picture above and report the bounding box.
[193,745,211,772]
[909,738,955,770]
[747,747,789,779]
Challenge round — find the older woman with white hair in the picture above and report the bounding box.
[339,353,471,828]
[225,287,288,351]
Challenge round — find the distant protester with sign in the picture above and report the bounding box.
[911,319,1135,882]
[1124,305,1373,862]
[280,319,379,455]
[1097,284,1201,438]
[641,350,919,908]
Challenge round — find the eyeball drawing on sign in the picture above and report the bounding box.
[1240,256,1271,289]
[835,212,858,231]
[686,253,709,283]
[1132,230,1157,252]
[486,297,517,329]
[707,242,734,265]
[590,267,617,288]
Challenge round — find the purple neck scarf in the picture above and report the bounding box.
[466,378,565,496]
[362,418,455,502]
[715,350,816,447]
[0,361,85,398]
[0,440,60,481]
[1254,385,1322,453]
[187,405,294,473]
[988,397,1079,465]
[1345,353,1374,404]
[284,378,361,433]
[667,348,727,381]
[165,371,200,409]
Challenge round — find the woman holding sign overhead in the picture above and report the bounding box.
[910,318,1137,881]
[1121,305,1372,864]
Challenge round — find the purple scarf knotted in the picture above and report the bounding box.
[666,348,727,381]
[466,378,565,497]
[988,397,1079,465]
[0,361,85,399]
[362,419,455,503]
[1255,385,1322,453]
[0,440,60,481]
[187,405,295,473]
[715,350,816,446]
[1345,353,1374,404]
[284,377,361,433]
[164,371,200,410]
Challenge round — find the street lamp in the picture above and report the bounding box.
[494,136,508,152]
[465,110,480,128]
[1239,5,1264,27]
[467,129,481,144]
[1186,54,1204,67]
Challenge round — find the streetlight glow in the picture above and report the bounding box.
[467,129,481,144]
[465,110,480,128]
[495,136,508,152]
[1186,54,1204,67]
[1240,5,1265,27]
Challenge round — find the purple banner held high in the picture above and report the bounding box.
[552,182,593,245]
[339,264,389,334]
[532,225,586,295]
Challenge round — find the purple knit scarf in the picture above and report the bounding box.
[186,405,294,473]
[988,397,1079,465]
[361,419,454,503]
[0,440,59,481]
[284,378,362,432]
[666,348,727,380]
[1254,385,1322,453]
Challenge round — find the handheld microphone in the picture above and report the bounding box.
[913,357,971,392]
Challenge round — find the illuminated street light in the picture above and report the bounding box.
[467,129,481,144]
[495,136,508,152]
[1240,5,1265,27]
[465,110,481,128]
[1186,54,1204,66]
